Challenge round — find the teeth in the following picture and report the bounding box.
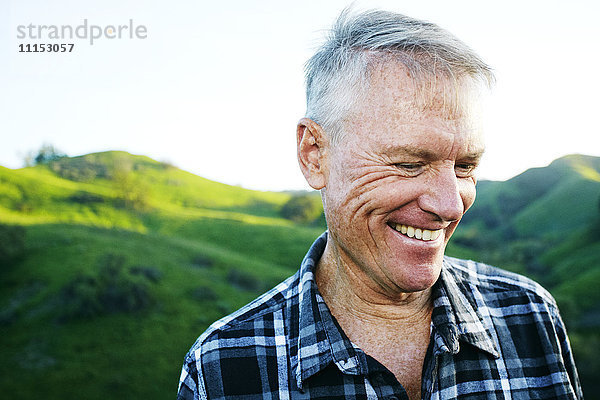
[393,224,442,242]
[422,230,432,240]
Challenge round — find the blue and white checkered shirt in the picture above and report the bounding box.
[178,232,582,399]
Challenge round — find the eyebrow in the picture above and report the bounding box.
[386,145,485,161]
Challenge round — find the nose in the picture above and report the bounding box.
[418,167,465,222]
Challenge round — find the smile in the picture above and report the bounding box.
[391,223,443,241]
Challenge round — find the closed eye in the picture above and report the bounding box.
[454,163,478,178]
[394,163,425,176]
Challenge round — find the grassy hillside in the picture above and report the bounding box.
[459,154,600,236]
[0,151,324,399]
[1,151,599,398]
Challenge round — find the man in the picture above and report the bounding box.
[178,9,582,399]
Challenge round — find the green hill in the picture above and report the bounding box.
[459,154,600,236]
[0,151,324,400]
[1,151,598,398]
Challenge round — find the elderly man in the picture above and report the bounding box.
[178,9,582,399]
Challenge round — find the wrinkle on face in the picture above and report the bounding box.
[318,60,485,300]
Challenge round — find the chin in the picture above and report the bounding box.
[402,274,440,293]
[387,260,442,293]
[408,244,446,281]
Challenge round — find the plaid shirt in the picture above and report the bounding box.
[178,232,583,399]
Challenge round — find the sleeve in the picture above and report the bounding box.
[550,304,584,399]
[177,351,207,400]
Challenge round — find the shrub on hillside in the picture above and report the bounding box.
[50,157,109,182]
[68,191,106,204]
[0,224,26,266]
[130,265,163,283]
[59,254,159,320]
[159,160,177,170]
[191,286,219,302]
[112,167,150,211]
[280,195,322,223]
[191,254,214,269]
[32,144,66,165]
[227,269,263,292]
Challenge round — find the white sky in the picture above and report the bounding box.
[1,0,599,191]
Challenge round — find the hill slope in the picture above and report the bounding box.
[0,151,324,400]
[459,154,600,237]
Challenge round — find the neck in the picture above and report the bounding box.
[315,237,434,400]
[315,238,434,325]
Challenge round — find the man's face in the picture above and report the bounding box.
[322,62,484,295]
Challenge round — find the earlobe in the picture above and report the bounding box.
[297,118,327,190]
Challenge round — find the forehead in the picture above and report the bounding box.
[344,61,485,153]
[363,60,483,119]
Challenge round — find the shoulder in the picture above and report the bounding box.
[443,256,558,311]
[179,272,300,398]
[441,257,583,398]
[183,271,299,363]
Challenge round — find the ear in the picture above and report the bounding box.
[297,118,327,190]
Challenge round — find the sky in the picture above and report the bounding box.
[1,0,599,191]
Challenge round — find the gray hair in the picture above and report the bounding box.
[305,8,495,144]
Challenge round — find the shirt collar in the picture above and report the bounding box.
[291,233,499,389]
[430,258,500,358]
[292,232,365,389]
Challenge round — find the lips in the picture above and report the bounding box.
[390,223,443,241]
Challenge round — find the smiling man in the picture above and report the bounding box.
[178,9,582,400]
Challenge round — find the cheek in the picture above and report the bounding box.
[460,179,477,212]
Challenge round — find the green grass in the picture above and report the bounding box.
[0,222,317,400]
[0,151,325,399]
[513,176,600,238]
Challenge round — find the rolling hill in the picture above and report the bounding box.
[0,151,324,400]
[0,151,598,398]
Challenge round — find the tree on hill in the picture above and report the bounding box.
[60,254,158,320]
[30,144,67,165]
[112,161,150,211]
[48,156,109,182]
[280,194,322,223]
